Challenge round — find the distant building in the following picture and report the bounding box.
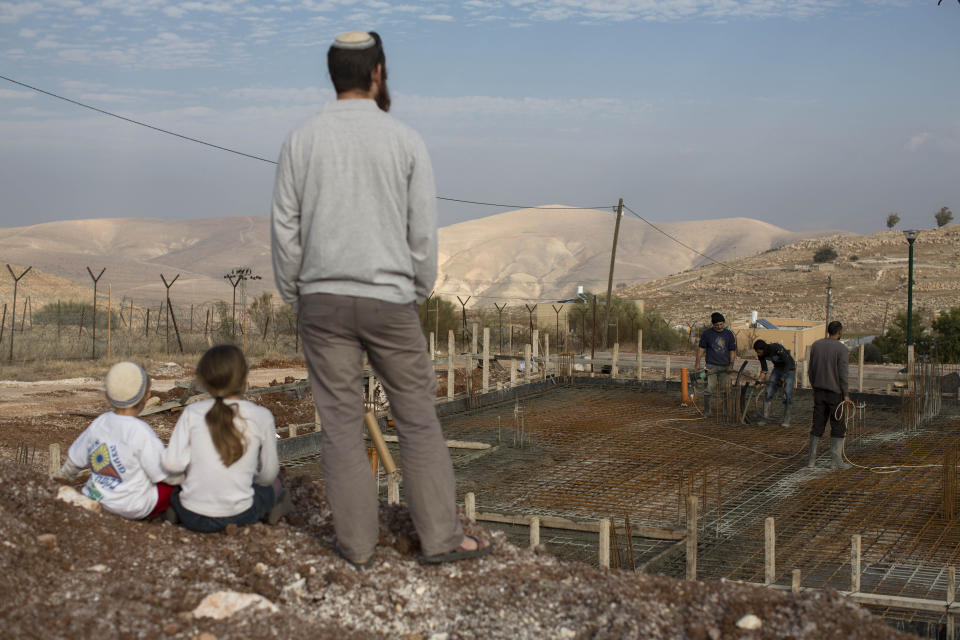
[730,316,826,361]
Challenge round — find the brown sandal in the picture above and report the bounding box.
[419,535,493,565]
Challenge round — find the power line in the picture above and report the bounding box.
[0,74,613,212]
[437,197,612,211]
[0,74,278,164]
[621,204,731,269]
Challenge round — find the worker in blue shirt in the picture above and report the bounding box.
[753,339,796,426]
[694,312,737,418]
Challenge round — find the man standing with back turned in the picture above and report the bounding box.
[271,31,491,568]
[806,321,852,469]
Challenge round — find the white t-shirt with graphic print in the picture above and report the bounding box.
[66,412,168,520]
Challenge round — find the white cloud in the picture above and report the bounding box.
[0,89,34,99]
[905,132,930,152]
[0,1,43,23]
[18,27,36,36]
[421,13,454,21]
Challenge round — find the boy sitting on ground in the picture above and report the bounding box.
[54,361,180,520]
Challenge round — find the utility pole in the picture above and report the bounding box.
[160,273,180,354]
[456,296,470,353]
[824,275,833,338]
[904,230,919,347]
[6,265,31,361]
[553,304,564,351]
[225,267,261,347]
[591,295,598,371]
[86,267,105,359]
[602,198,624,350]
[495,303,507,354]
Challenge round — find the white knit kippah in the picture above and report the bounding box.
[332,31,375,50]
[105,361,148,408]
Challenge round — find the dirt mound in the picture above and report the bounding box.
[0,462,913,639]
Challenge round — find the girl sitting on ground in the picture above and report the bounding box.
[55,361,180,521]
[163,344,290,532]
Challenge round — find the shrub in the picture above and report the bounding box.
[813,246,838,263]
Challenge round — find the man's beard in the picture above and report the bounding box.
[375,72,391,112]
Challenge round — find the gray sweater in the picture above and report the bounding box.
[807,337,849,395]
[271,99,437,306]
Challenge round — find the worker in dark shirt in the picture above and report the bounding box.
[753,339,796,427]
[694,312,737,418]
[807,320,852,469]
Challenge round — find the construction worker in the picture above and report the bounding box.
[806,321,852,469]
[753,339,796,426]
[694,312,737,418]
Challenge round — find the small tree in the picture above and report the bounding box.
[873,311,932,363]
[933,308,960,363]
[886,213,900,229]
[813,246,838,263]
[248,292,274,338]
[418,296,460,341]
[935,206,954,228]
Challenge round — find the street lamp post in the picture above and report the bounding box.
[904,230,918,347]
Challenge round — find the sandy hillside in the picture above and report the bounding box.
[0,209,833,307]
[437,206,834,302]
[623,225,960,333]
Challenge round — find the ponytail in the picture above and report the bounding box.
[196,345,249,467]
[205,396,245,467]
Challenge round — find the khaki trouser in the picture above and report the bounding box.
[299,293,463,560]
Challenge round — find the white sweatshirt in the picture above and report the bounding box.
[66,412,168,520]
[162,399,279,518]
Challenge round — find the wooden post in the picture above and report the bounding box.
[447,330,455,400]
[637,329,643,380]
[802,345,812,389]
[792,569,801,594]
[465,492,476,522]
[907,344,915,377]
[851,534,861,593]
[858,343,865,392]
[764,517,776,585]
[288,424,297,438]
[510,359,517,387]
[793,333,800,390]
[48,443,61,478]
[107,284,111,360]
[387,473,399,505]
[665,355,671,382]
[465,355,473,395]
[686,496,697,580]
[599,518,610,568]
[314,408,321,432]
[472,322,478,354]
[530,516,540,549]
[368,374,375,404]
[482,327,490,393]
[948,566,956,640]
[612,342,619,378]
[429,331,435,361]
[544,332,550,377]
[524,344,532,382]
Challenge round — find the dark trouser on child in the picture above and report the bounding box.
[760,368,795,427]
[806,388,851,469]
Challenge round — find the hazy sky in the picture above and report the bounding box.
[1,0,958,233]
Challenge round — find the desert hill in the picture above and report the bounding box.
[0,208,832,307]
[436,206,832,302]
[623,225,960,333]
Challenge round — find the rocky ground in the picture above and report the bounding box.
[0,460,918,640]
[623,225,960,334]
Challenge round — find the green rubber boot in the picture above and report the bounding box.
[830,437,852,470]
[806,435,819,468]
